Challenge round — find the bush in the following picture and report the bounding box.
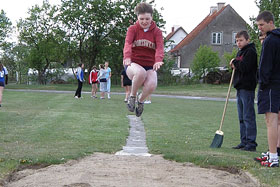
[191,45,220,82]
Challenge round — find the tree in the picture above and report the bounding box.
[59,0,165,81]
[248,0,280,57]
[0,9,12,51]
[223,48,238,72]
[1,42,29,84]
[191,45,220,81]
[17,0,67,84]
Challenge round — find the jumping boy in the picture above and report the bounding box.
[255,11,280,167]
[230,31,258,152]
[123,2,164,117]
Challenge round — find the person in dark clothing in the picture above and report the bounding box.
[121,69,132,103]
[230,30,258,152]
[254,11,280,167]
[74,63,85,99]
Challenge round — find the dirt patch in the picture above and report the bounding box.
[3,153,259,187]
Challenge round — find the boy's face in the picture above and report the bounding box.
[138,13,152,29]
[257,19,273,35]
[236,36,249,49]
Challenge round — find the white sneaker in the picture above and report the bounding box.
[74,96,79,99]
[144,100,151,104]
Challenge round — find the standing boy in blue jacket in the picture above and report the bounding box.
[230,31,258,152]
[255,11,280,167]
[74,63,85,99]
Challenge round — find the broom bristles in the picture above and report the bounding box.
[210,133,224,148]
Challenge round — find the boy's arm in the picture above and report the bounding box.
[258,39,275,89]
[232,49,257,73]
[154,29,164,63]
[89,71,92,84]
[123,26,136,62]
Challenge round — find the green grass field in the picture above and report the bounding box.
[0,84,279,186]
[6,82,237,98]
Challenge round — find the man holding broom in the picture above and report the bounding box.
[255,11,280,167]
[230,30,258,152]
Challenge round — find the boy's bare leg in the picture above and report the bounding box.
[126,63,146,97]
[91,84,95,96]
[125,86,131,100]
[266,112,279,154]
[277,112,280,148]
[139,70,157,103]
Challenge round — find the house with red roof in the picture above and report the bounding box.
[165,25,188,53]
[170,3,247,69]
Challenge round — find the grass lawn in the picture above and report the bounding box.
[0,85,279,186]
[6,83,237,98]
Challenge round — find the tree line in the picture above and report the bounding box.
[1,0,279,85]
[0,0,165,84]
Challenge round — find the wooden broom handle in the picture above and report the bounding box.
[218,69,235,131]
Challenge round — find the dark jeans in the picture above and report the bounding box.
[237,89,257,148]
[75,80,83,98]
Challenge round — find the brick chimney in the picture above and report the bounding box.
[217,2,225,11]
[210,6,218,15]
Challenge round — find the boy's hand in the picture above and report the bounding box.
[123,58,131,66]
[229,59,235,69]
[153,62,164,71]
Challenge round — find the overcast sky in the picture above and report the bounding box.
[1,0,259,36]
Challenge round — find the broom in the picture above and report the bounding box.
[210,69,235,148]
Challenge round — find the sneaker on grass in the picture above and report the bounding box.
[261,159,279,167]
[127,96,136,112]
[254,151,269,162]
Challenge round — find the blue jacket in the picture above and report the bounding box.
[259,28,280,90]
[76,67,84,82]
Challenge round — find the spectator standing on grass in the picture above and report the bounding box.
[254,11,280,167]
[105,61,111,99]
[97,64,107,99]
[255,32,280,162]
[230,30,258,152]
[123,2,164,117]
[89,66,98,98]
[74,63,85,99]
[0,62,8,107]
[121,68,132,103]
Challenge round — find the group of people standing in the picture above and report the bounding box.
[74,61,111,99]
[230,11,280,168]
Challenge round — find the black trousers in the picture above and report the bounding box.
[75,80,83,98]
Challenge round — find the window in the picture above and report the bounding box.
[232,32,237,45]
[176,56,181,68]
[212,32,222,44]
[170,44,176,50]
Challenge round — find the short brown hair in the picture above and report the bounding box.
[134,2,153,16]
[236,30,250,40]
[256,11,274,23]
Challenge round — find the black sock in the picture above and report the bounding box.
[277,147,280,156]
